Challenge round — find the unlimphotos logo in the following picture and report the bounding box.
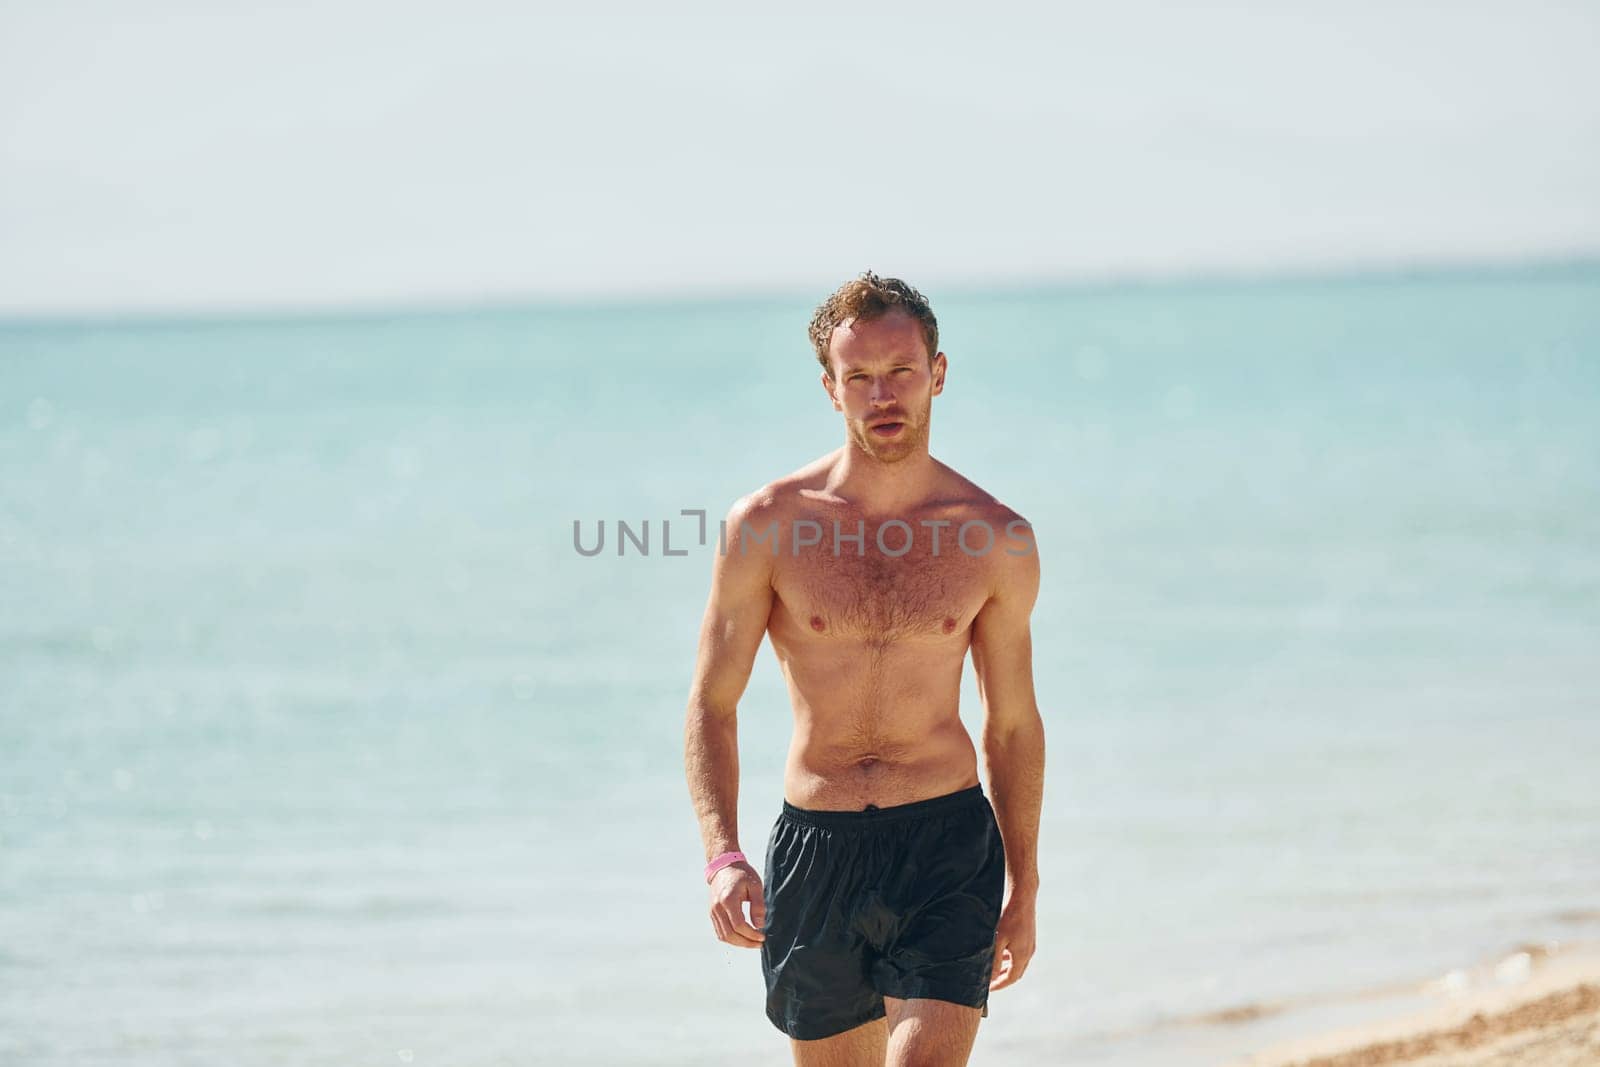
[573,510,1033,558]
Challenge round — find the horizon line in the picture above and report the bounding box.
[2,250,1598,331]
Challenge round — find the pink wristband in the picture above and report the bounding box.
[704,850,747,883]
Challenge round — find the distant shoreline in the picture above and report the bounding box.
[3,253,1598,331]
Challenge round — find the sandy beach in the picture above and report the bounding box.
[1237,945,1600,1067]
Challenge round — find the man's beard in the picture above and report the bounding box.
[848,399,931,463]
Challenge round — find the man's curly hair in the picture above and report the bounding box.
[808,271,939,377]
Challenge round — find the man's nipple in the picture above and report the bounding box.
[809,615,826,633]
[942,617,957,634]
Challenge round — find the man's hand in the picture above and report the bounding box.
[709,862,766,948]
[989,889,1036,990]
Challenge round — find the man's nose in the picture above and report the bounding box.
[869,380,896,406]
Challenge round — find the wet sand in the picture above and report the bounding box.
[1237,947,1600,1067]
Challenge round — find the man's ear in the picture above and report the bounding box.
[931,352,948,397]
[820,370,843,411]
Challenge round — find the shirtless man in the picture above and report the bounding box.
[684,272,1046,1067]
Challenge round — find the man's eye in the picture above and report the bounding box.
[892,367,912,374]
[848,375,867,382]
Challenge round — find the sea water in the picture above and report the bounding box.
[2,266,1597,1065]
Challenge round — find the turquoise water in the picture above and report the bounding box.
[2,267,1598,1065]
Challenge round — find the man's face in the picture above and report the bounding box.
[821,309,946,463]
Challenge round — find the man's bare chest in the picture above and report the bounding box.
[772,539,991,643]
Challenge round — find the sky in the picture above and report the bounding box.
[1,1,1597,316]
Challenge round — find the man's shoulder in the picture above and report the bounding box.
[929,461,1031,530]
[725,452,839,524]
[925,464,1038,573]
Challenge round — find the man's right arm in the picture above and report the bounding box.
[684,493,776,948]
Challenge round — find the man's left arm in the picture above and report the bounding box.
[969,517,1045,991]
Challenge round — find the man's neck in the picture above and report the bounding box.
[823,442,939,517]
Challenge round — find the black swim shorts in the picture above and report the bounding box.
[760,784,1007,1041]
